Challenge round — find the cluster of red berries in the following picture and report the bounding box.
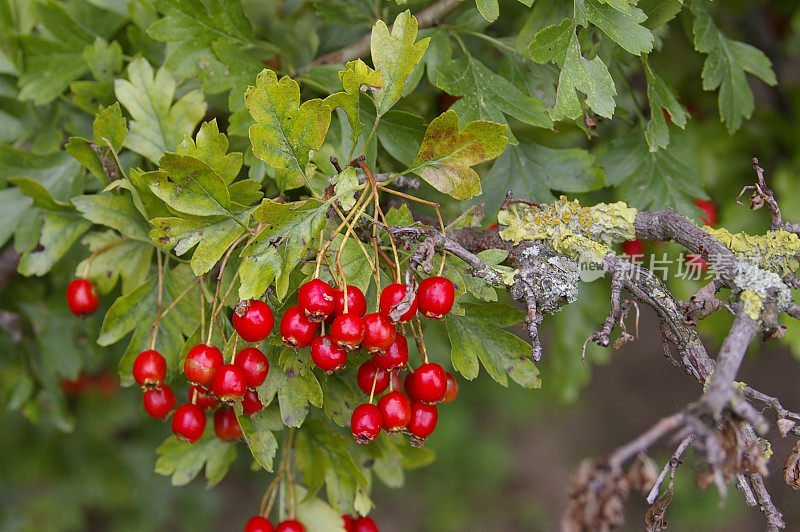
[243,512,379,531]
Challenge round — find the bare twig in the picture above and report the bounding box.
[646,435,694,505]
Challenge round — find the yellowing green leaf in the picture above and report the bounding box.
[325,60,382,148]
[148,154,232,217]
[176,119,242,185]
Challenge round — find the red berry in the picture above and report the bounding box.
[357,360,389,395]
[441,372,459,404]
[685,253,709,272]
[408,363,447,403]
[353,516,379,532]
[280,306,319,348]
[298,279,335,322]
[143,384,176,419]
[242,388,264,415]
[66,278,100,317]
[245,516,275,532]
[621,239,645,258]
[390,372,403,394]
[362,313,396,353]
[330,313,365,351]
[333,285,367,317]
[214,406,243,441]
[310,335,348,373]
[379,283,417,323]
[351,403,382,444]
[211,364,247,405]
[184,344,223,387]
[417,277,455,319]
[132,349,167,388]
[342,515,354,532]
[190,384,219,409]
[694,198,717,226]
[378,391,411,432]
[234,347,269,388]
[404,372,418,401]
[233,299,274,342]
[408,401,438,440]
[276,520,305,532]
[172,403,206,443]
[373,334,408,371]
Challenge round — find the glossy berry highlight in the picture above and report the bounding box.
[361,313,396,353]
[408,401,438,440]
[330,313,365,351]
[280,306,319,348]
[66,278,100,317]
[242,388,264,415]
[213,406,243,441]
[275,521,305,532]
[310,335,347,373]
[132,349,167,388]
[184,344,223,387]
[378,391,411,432]
[351,403,382,444]
[211,364,247,405]
[244,515,275,532]
[143,384,176,419]
[333,285,367,317]
[171,403,206,443]
[232,299,274,342]
[408,363,447,403]
[417,276,455,319]
[353,516,379,532]
[373,334,408,371]
[298,279,335,322]
[234,347,269,388]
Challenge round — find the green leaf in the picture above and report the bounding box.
[325,60,382,149]
[476,0,499,22]
[176,119,242,185]
[639,0,683,29]
[322,375,357,428]
[445,302,540,388]
[0,188,32,248]
[93,102,127,151]
[115,57,207,163]
[482,139,604,209]
[72,193,151,241]
[76,231,153,294]
[370,10,430,116]
[246,69,331,192]
[148,153,233,217]
[577,0,654,56]
[409,110,508,200]
[0,146,82,198]
[238,407,280,472]
[530,19,617,120]
[293,485,348,532]
[155,435,237,488]
[643,56,688,151]
[436,55,551,142]
[692,1,777,133]
[258,359,323,427]
[10,177,73,211]
[376,110,425,167]
[18,213,91,276]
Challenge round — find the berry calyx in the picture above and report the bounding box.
[242,388,264,415]
[361,313,396,353]
[330,313,365,351]
[333,285,367,317]
[353,516,379,532]
[66,278,100,317]
[441,372,459,404]
[378,391,411,432]
[232,299,274,342]
[379,283,417,323]
[143,384,176,419]
[694,198,717,226]
[213,406,243,441]
[280,306,319,348]
[190,384,219,409]
[275,520,305,532]
[184,344,223,387]
[132,349,167,388]
[234,347,269,388]
[171,403,206,443]
[244,515,275,532]
[298,279,335,322]
[408,401,438,440]
[417,277,455,319]
[351,403,382,444]
[211,364,247,405]
[356,360,389,395]
[372,334,408,371]
[310,335,348,373]
[408,363,447,403]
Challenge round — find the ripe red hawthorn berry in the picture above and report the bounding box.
[214,406,243,441]
[143,384,176,419]
[373,334,408,371]
[379,283,417,323]
[234,347,269,388]
[275,520,305,532]
[408,363,447,403]
[333,285,367,317]
[232,299,274,342]
[242,388,264,415]
[621,239,645,258]
[362,313,396,353]
[341,515,354,532]
[280,306,319,348]
[390,371,403,394]
[190,384,219,409]
[403,371,418,401]
[356,360,389,395]
[66,278,100,317]
[330,313,365,351]
[353,516,379,532]
[417,276,455,319]
[172,403,206,443]
[378,391,411,432]
[132,349,167,388]
[351,403,382,444]
[184,344,223,387]
[211,364,247,405]
[298,279,336,322]
[244,515,275,532]
[310,335,348,373]
[408,401,438,440]
[693,198,718,226]
[685,253,709,273]
[441,372,459,404]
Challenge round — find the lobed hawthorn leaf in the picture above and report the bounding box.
[70,37,123,114]
[643,55,688,151]
[692,1,777,134]
[246,69,331,192]
[421,27,452,86]
[376,110,425,167]
[10,177,73,212]
[72,193,151,242]
[0,145,82,197]
[0,188,32,248]
[370,10,429,117]
[445,302,540,388]
[325,59,382,150]
[257,352,323,428]
[576,0,654,56]
[639,0,683,29]
[321,374,357,428]
[18,213,91,277]
[147,153,233,217]
[115,58,207,163]
[238,405,282,472]
[409,110,508,200]
[196,40,264,112]
[476,0,500,22]
[155,434,237,488]
[292,485,349,532]
[76,231,153,295]
[176,119,242,185]
[66,103,128,181]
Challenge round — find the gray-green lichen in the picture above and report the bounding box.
[513,244,580,315]
[733,261,792,319]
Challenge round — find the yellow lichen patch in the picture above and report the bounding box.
[740,289,764,320]
[703,226,800,274]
